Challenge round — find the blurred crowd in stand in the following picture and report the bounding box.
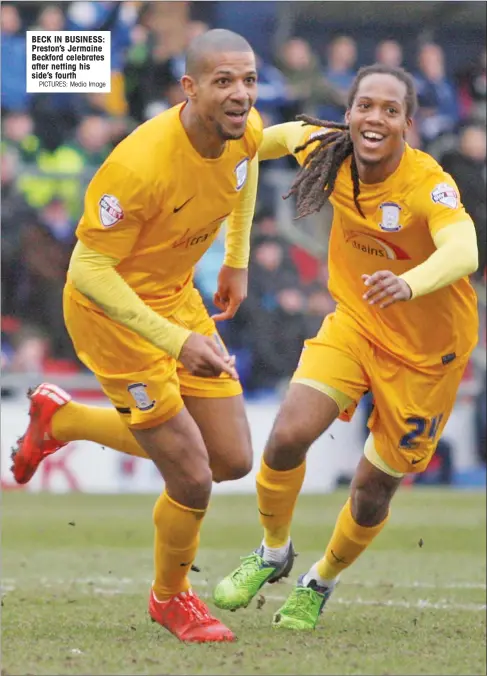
[2,3,485,464]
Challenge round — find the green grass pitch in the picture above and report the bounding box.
[2,488,486,675]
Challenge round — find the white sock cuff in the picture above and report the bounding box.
[303,563,338,589]
[261,537,291,563]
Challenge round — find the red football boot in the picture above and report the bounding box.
[10,383,71,484]
[148,588,236,643]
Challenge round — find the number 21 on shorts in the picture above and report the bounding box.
[399,414,444,450]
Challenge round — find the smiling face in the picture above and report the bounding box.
[346,72,412,167]
[181,50,258,141]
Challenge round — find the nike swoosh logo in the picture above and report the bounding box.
[258,509,274,517]
[173,196,194,213]
[411,458,422,465]
[330,549,347,564]
[180,561,193,567]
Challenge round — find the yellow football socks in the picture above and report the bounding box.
[51,401,149,458]
[256,458,306,548]
[316,497,389,581]
[152,491,206,601]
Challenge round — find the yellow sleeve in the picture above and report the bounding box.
[222,121,328,268]
[259,122,309,161]
[223,155,258,268]
[243,107,264,158]
[259,122,330,163]
[68,241,191,359]
[419,172,472,238]
[76,161,155,260]
[400,220,478,299]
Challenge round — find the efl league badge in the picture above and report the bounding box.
[99,194,124,228]
[431,183,459,209]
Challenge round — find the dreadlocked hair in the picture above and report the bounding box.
[284,64,418,220]
[284,116,362,219]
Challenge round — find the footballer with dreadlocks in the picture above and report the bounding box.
[214,64,480,631]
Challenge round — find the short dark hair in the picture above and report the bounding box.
[285,64,418,219]
[185,28,253,77]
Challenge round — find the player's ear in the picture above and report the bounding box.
[403,117,413,138]
[181,75,197,100]
[344,109,351,125]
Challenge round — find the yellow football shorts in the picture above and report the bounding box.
[63,285,242,429]
[292,310,469,475]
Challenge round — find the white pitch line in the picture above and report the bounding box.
[198,592,486,612]
[24,586,484,612]
[262,594,487,612]
[2,577,486,591]
[338,580,486,590]
[334,597,487,612]
[2,578,485,612]
[280,579,487,591]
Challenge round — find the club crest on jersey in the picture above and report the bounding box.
[99,194,124,228]
[235,158,249,191]
[128,382,155,411]
[379,202,402,232]
[431,183,458,209]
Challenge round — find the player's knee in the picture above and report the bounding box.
[184,463,213,495]
[350,480,392,527]
[212,450,253,483]
[350,456,401,526]
[264,421,308,471]
[169,462,213,508]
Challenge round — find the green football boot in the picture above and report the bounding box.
[272,574,337,630]
[213,542,296,611]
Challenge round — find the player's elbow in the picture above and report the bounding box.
[68,254,84,290]
[461,243,479,277]
[468,249,479,276]
[68,242,89,289]
[468,258,479,277]
[69,258,92,297]
[447,237,479,278]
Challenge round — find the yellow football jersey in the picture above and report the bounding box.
[70,103,263,315]
[294,131,478,369]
